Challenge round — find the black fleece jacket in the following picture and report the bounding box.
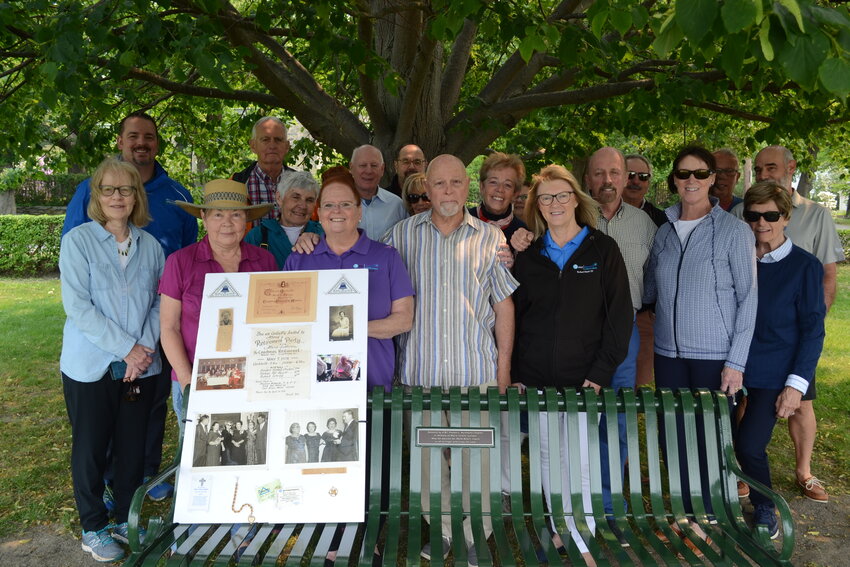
[511,228,633,389]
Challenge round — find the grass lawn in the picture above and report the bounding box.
[0,278,180,537]
[0,267,847,538]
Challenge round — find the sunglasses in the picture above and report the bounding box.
[628,171,651,182]
[406,193,430,204]
[743,210,783,223]
[673,169,714,180]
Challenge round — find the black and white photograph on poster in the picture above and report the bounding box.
[192,411,269,467]
[315,354,361,382]
[195,357,247,391]
[328,305,354,341]
[283,408,360,464]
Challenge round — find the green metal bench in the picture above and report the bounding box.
[125,386,794,566]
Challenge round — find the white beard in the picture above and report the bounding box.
[437,202,461,217]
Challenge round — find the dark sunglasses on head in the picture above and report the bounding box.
[628,171,651,182]
[406,193,430,204]
[673,168,714,180]
[743,210,783,223]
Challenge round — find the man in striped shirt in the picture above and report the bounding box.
[383,154,518,564]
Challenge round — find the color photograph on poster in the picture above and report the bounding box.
[195,357,246,391]
[315,354,362,382]
[174,269,369,525]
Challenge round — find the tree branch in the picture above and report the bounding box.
[394,33,437,144]
[476,0,582,105]
[489,78,654,115]
[682,100,772,123]
[206,2,370,155]
[440,18,477,122]
[355,0,391,138]
[0,58,34,79]
[125,67,278,106]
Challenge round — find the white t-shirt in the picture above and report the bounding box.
[674,216,706,245]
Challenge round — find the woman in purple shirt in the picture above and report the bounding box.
[284,166,414,391]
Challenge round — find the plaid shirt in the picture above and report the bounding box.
[246,164,282,220]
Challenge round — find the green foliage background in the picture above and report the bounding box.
[0,215,63,275]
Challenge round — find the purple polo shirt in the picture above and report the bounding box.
[284,230,414,391]
[158,236,277,382]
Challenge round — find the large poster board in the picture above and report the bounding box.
[174,269,369,524]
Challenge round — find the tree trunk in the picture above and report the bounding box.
[0,191,16,215]
[797,172,812,199]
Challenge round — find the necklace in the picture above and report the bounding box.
[117,235,133,257]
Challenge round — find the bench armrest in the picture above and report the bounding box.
[724,447,795,561]
[127,462,180,553]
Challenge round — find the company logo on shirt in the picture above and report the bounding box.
[572,262,598,274]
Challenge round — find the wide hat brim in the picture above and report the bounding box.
[170,179,274,221]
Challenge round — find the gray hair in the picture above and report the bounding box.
[760,144,794,164]
[625,153,652,176]
[277,171,319,198]
[350,144,384,165]
[251,116,286,140]
[713,147,739,161]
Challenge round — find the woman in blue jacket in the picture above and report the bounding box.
[60,158,165,563]
[643,146,756,537]
[736,182,825,540]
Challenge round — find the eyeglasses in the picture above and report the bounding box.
[397,158,426,167]
[743,210,783,223]
[672,169,714,180]
[715,168,740,176]
[628,171,651,182]
[538,191,574,205]
[100,185,135,196]
[320,201,357,211]
[406,193,430,204]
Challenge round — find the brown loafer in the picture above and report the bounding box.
[737,480,750,499]
[655,523,712,559]
[799,476,828,503]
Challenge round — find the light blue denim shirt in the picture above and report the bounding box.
[59,222,165,383]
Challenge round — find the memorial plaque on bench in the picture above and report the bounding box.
[416,427,495,448]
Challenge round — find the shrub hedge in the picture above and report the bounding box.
[840,229,850,259]
[0,217,848,278]
[0,215,64,276]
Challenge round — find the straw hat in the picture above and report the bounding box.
[171,179,274,221]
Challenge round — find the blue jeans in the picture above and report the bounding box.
[735,387,782,509]
[599,319,639,514]
[171,380,186,436]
